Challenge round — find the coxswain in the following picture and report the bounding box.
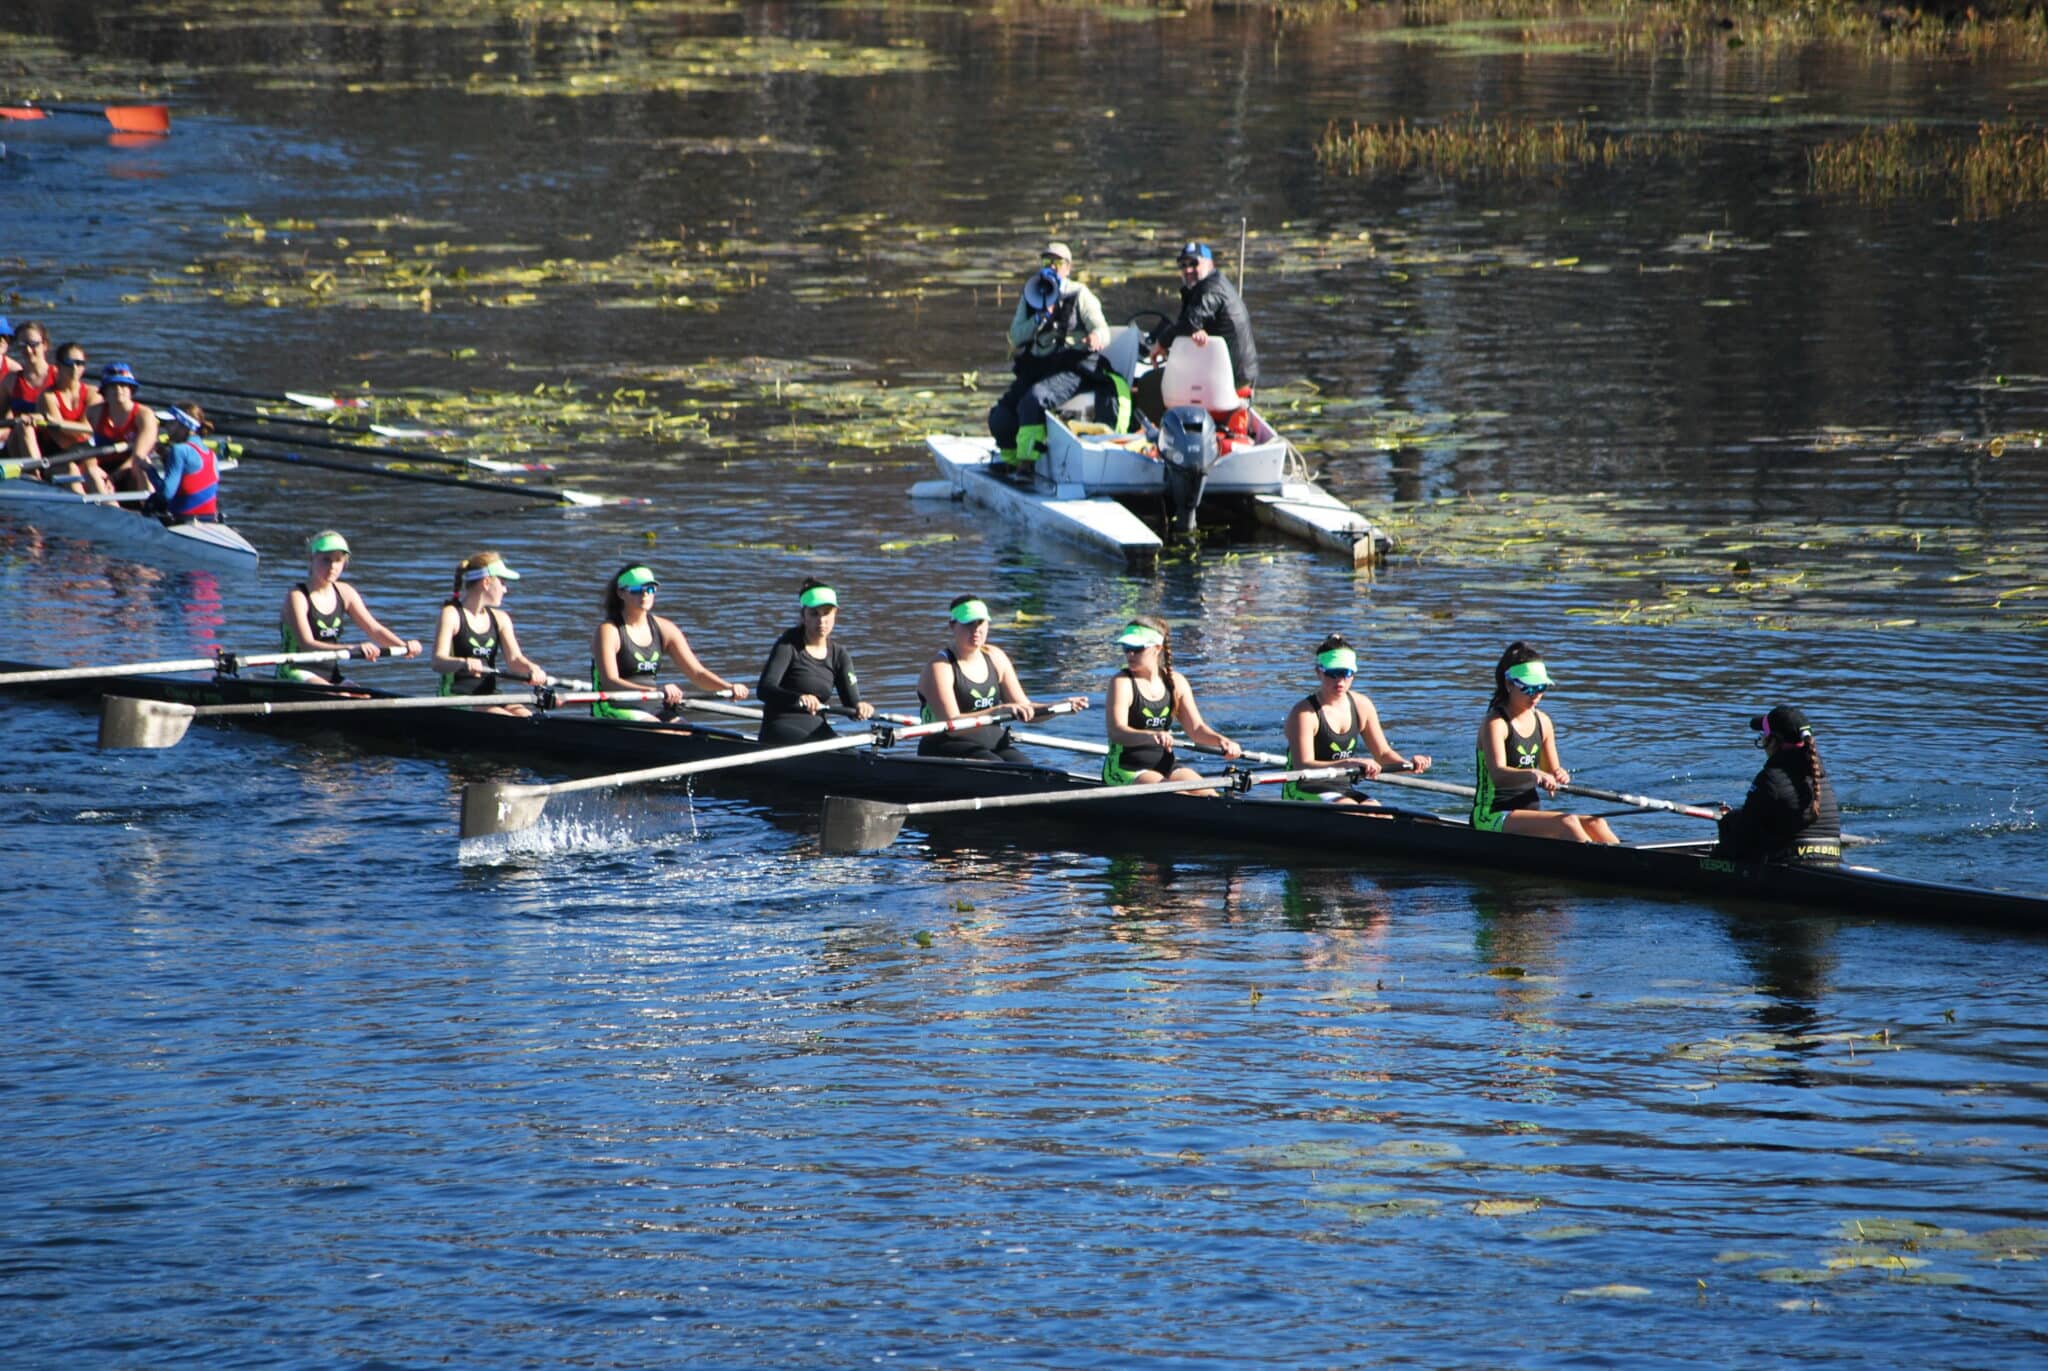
[589,564,751,722]
[147,406,222,524]
[1281,634,1432,804]
[1103,616,1240,796]
[432,551,548,715]
[88,363,160,493]
[915,594,1088,764]
[754,579,874,746]
[985,240,1112,486]
[4,320,56,458]
[278,530,422,685]
[1471,642,1618,844]
[1147,241,1260,398]
[33,343,101,475]
[1715,705,1841,866]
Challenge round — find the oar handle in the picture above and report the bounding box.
[1560,783,1720,821]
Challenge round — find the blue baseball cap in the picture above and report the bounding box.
[1177,242,1213,264]
[0,317,13,338]
[101,362,138,389]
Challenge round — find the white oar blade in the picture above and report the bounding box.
[461,780,549,840]
[820,796,910,854]
[99,697,197,750]
[283,391,341,411]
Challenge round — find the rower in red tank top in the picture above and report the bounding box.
[85,362,160,497]
[3,320,54,459]
[33,344,101,469]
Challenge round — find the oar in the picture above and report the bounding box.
[202,404,468,448]
[2,442,127,480]
[0,103,170,134]
[99,686,697,750]
[1164,738,1475,804]
[211,419,545,475]
[143,379,369,411]
[821,764,1352,853]
[1555,781,1718,821]
[232,443,628,508]
[0,644,415,688]
[460,708,1027,841]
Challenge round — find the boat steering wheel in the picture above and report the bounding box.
[1127,309,1173,351]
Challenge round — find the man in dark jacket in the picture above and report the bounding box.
[1148,241,1259,394]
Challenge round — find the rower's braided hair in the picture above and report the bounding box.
[1132,613,1175,697]
[1488,640,1544,719]
[1781,727,1825,825]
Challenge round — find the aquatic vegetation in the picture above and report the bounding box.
[1368,481,2048,634]
[1318,110,1699,180]
[1810,120,2048,220]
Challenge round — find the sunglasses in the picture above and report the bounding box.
[1321,668,1355,680]
[1508,679,1549,696]
[21,339,47,349]
[624,585,657,596]
[58,357,86,368]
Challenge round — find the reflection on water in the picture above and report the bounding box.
[4,1,2048,1365]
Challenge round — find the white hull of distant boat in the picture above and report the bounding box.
[0,480,260,573]
[917,326,1386,571]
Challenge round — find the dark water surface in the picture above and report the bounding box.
[3,4,2046,1366]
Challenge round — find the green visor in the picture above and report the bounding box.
[1316,647,1358,673]
[1115,622,1165,650]
[799,585,838,610]
[1504,660,1553,689]
[950,599,990,625]
[463,559,520,583]
[616,565,659,592]
[307,530,350,555]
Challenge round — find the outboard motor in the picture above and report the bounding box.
[1157,404,1221,534]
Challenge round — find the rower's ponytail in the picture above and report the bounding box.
[451,550,498,603]
[1133,613,1175,690]
[1794,736,1825,824]
[1489,640,1544,719]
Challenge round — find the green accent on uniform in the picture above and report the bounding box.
[1470,743,1509,831]
[950,599,990,625]
[1115,623,1164,649]
[799,585,837,609]
[1102,745,1145,787]
[307,530,350,554]
[1316,647,1357,673]
[616,565,658,591]
[1505,660,1552,688]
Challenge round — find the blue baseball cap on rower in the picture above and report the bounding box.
[0,317,13,338]
[101,362,138,389]
[1177,242,1213,264]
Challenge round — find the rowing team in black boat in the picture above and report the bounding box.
[278,531,1843,869]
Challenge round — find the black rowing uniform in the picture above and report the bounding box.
[1716,749,1842,866]
[918,650,1024,764]
[1103,669,1175,785]
[756,627,861,746]
[438,606,507,697]
[1284,693,1367,801]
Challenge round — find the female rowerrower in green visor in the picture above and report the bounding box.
[1281,633,1432,804]
[1471,641,1617,844]
[590,564,750,721]
[915,594,1088,764]
[431,550,549,716]
[277,530,421,686]
[754,579,874,746]
[1103,615,1238,796]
